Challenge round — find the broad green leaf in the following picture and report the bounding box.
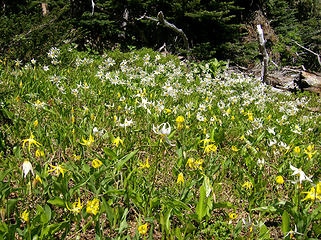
[233,220,243,238]
[0,222,8,233]
[0,169,11,182]
[82,164,90,173]
[195,184,206,222]
[47,197,65,207]
[103,189,126,196]
[116,149,138,171]
[176,140,183,168]
[101,198,114,225]
[150,197,160,209]
[212,201,234,209]
[253,205,277,213]
[41,204,51,224]
[118,208,129,233]
[7,199,19,216]
[185,222,197,234]
[312,222,321,237]
[204,176,211,198]
[175,227,182,240]
[124,167,137,188]
[104,147,117,160]
[165,209,172,234]
[167,199,191,211]
[281,210,290,235]
[259,224,270,239]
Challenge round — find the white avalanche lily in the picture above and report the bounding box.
[290,164,313,184]
[153,122,171,136]
[119,118,133,128]
[22,161,34,178]
[152,122,175,146]
[283,225,303,239]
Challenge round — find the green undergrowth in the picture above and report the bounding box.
[0,46,320,239]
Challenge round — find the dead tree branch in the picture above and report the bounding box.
[14,5,68,41]
[138,11,190,50]
[292,40,321,67]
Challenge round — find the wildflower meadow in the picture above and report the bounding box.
[0,45,320,239]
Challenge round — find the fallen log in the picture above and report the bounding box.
[267,70,321,94]
[297,71,321,93]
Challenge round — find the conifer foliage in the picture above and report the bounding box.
[0,0,320,70]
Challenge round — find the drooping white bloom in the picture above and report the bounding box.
[268,138,277,147]
[93,127,104,136]
[267,127,276,135]
[290,164,313,184]
[119,118,133,128]
[283,225,303,239]
[153,122,171,136]
[152,123,174,146]
[22,161,34,178]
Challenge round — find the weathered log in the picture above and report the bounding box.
[267,70,321,94]
[297,71,321,93]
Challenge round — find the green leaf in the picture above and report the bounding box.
[233,220,243,238]
[195,184,206,222]
[312,222,321,237]
[212,201,234,209]
[282,210,290,235]
[47,197,65,207]
[123,167,137,188]
[103,189,126,196]
[0,222,8,233]
[101,198,114,224]
[7,199,19,216]
[175,227,182,240]
[40,204,51,224]
[204,176,211,197]
[176,140,183,168]
[253,205,277,213]
[116,149,138,171]
[150,197,160,209]
[104,147,117,160]
[185,222,197,234]
[259,224,270,239]
[167,199,191,211]
[165,209,172,234]
[82,164,90,173]
[0,169,11,182]
[118,208,129,233]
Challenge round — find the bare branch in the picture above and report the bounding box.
[91,0,95,15]
[292,40,321,67]
[138,11,190,50]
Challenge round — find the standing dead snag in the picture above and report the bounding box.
[41,3,49,16]
[138,11,190,50]
[257,24,269,84]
